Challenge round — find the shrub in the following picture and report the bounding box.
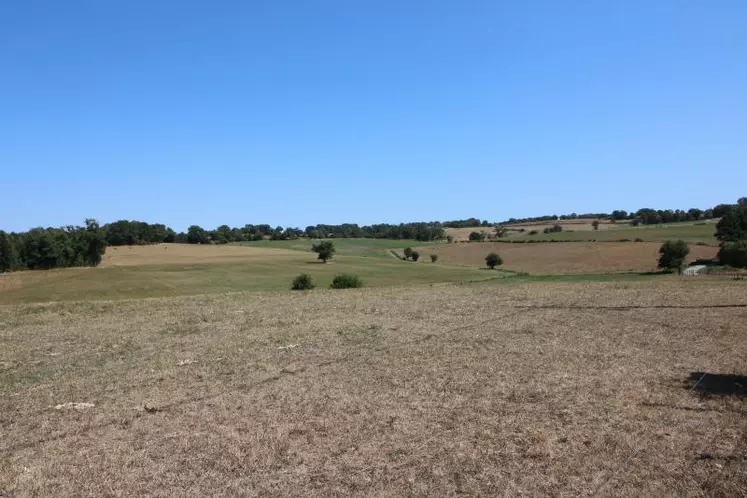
[718,240,747,268]
[311,241,336,262]
[330,274,363,289]
[528,230,538,235]
[485,252,503,269]
[658,239,690,274]
[290,273,315,290]
[543,224,563,234]
[446,235,454,243]
[469,231,486,242]
[634,237,644,242]
[411,251,420,262]
[403,247,413,260]
[592,220,600,230]
[430,254,438,262]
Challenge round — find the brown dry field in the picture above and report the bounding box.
[100,243,301,266]
[422,242,719,274]
[1,280,746,496]
[446,221,624,241]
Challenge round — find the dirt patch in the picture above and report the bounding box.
[421,241,718,274]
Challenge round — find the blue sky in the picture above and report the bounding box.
[2,1,746,232]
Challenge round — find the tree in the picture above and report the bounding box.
[446,235,454,243]
[592,220,600,231]
[712,203,735,218]
[485,252,503,269]
[718,241,747,268]
[430,254,438,263]
[658,240,689,274]
[187,225,209,244]
[0,231,14,272]
[494,226,508,238]
[411,250,420,262]
[738,197,747,207]
[82,219,107,267]
[715,205,747,242]
[469,231,486,242]
[312,241,335,262]
[403,247,413,260]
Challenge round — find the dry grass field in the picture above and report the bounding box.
[101,243,301,266]
[1,280,745,496]
[423,242,719,274]
[446,220,718,244]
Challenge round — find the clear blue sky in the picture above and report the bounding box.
[2,1,746,232]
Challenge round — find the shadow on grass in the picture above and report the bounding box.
[686,372,747,398]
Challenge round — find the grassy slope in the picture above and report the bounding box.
[0,250,491,305]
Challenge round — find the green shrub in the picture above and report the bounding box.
[469,231,486,242]
[411,251,420,262]
[403,247,413,260]
[291,273,315,290]
[485,252,503,269]
[430,254,438,263]
[528,230,538,235]
[330,274,363,289]
[446,235,454,243]
[718,240,747,268]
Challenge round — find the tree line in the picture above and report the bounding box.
[499,200,746,226]
[0,219,106,272]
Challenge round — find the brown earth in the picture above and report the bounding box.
[420,241,719,274]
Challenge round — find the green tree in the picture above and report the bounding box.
[0,231,14,272]
[187,225,209,244]
[718,241,747,268]
[411,250,420,262]
[311,241,336,262]
[715,205,747,242]
[403,247,413,260]
[83,219,107,267]
[658,240,690,274]
[430,254,438,263]
[485,252,503,269]
[469,231,486,242]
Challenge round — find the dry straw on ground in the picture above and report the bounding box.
[1,279,745,496]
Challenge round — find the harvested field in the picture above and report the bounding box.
[1,280,745,496]
[421,242,719,274]
[101,243,300,266]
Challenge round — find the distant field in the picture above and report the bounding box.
[422,241,719,274]
[234,238,445,257]
[2,280,745,496]
[447,220,718,244]
[0,243,488,305]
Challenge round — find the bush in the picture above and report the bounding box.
[291,273,315,290]
[485,252,503,269]
[468,231,486,242]
[430,254,438,263]
[658,239,690,274]
[311,241,336,262]
[403,247,413,260]
[528,230,538,235]
[543,224,563,234]
[446,235,454,243]
[330,274,363,289]
[718,240,747,268]
[411,251,420,262]
[634,237,644,242]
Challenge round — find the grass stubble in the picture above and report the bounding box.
[1,280,745,496]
